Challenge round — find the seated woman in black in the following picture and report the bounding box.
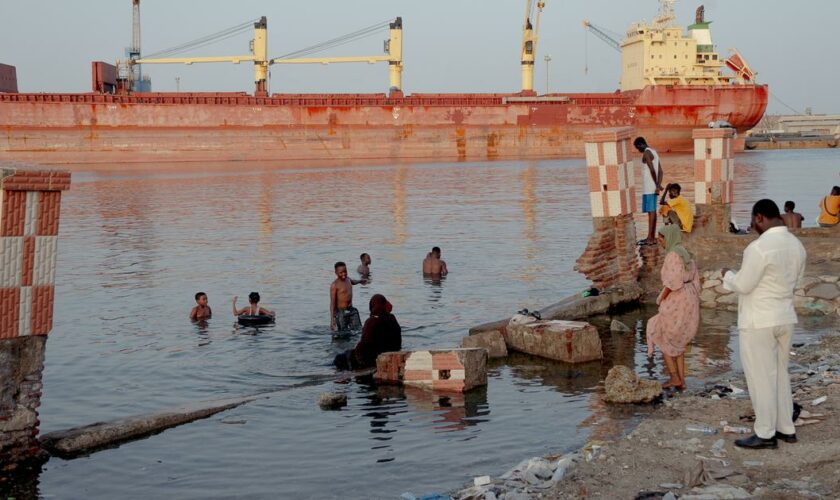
[334,294,401,370]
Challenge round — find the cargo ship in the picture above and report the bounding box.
[0,1,767,165]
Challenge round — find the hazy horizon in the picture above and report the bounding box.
[1,0,838,115]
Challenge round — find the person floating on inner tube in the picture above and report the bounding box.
[232,292,275,321]
[330,261,366,332]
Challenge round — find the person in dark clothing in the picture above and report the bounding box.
[334,294,401,370]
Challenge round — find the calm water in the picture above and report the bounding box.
[7,149,839,499]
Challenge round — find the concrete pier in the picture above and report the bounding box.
[0,165,70,471]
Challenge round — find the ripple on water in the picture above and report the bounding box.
[24,153,840,498]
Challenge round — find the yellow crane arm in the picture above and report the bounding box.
[134,55,256,65]
[271,55,391,65]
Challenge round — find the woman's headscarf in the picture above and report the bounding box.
[658,224,691,269]
[369,294,390,316]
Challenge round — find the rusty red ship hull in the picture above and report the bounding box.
[0,84,768,165]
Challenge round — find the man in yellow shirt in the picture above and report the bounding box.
[659,183,694,233]
[817,186,840,227]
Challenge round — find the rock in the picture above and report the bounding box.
[797,276,821,290]
[713,285,731,295]
[610,319,633,332]
[716,293,738,305]
[604,365,662,404]
[819,275,839,283]
[702,279,721,289]
[794,296,834,316]
[700,288,718,304]
[506,319,603,363]
[806,283,840,301]
[461,330,508,358]
[681,484,751,499]
[375,349,488,392]
[318,392,347,410]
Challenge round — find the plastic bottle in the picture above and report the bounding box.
[723,425,751,434]
[685,424,717,435]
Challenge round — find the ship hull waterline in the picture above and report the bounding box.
[0,85,768,166]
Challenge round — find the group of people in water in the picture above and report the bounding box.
[188,246,450,370]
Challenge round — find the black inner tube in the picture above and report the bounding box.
[237,314,274,326]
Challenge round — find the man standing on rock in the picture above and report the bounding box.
[722,199,806,449]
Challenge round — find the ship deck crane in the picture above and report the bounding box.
[127,16,403,96]
[582,20,621,53]
[130,17,269,95]
[520,0,545,93]
[270,18,403,93]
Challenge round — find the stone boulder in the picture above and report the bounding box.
[604,365,662,404]
[609,319,632,333]
[461,330,508,358]
[506,319,603,363]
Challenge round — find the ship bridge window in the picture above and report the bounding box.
[712,54,718,60]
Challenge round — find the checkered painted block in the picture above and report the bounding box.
[583,128,636,217]
[692,128,735,205]
[374,348,487,393]
[0,166,70,339]
[506,319,603,363]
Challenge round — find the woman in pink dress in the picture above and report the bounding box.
[646,224,700,389]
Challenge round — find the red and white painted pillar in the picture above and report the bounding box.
[0,165,70,470]
[575,128,640,290]
[692,128,735,232]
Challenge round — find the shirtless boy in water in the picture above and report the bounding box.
[357,253,371,277]
[330,262,366,332]
[232,292,275,317]
[190,292,212,321]
[422,246,448,276]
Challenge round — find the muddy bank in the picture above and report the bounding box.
[449,326,840,500]
[549,329,840,499]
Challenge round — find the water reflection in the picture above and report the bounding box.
[29,152,839,498]
[423,274,446,306]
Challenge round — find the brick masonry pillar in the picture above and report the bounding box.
[0,164,70,472]
[693,128,735,233]
[574,128,640,290]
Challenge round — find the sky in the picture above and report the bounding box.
[1,0,838,115]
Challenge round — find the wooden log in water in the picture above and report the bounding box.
[39,395,259,459]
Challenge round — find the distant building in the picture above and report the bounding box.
[750,114,840,136]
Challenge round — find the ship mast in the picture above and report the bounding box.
[520,0,545,94]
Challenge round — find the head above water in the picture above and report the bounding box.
[750,199,784,235]
[784,200,795,212]
[195,292,207,305]
[431,246,441,257]
[359,253,371,265]
[334,261,347,278]
[248,292,260,304]
[633,137,648,153]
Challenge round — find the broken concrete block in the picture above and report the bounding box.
[461,330,508,358]
[373,351,410,385]
[505,319,603,363]
[604,365,662,404]
[374,349,487,392]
